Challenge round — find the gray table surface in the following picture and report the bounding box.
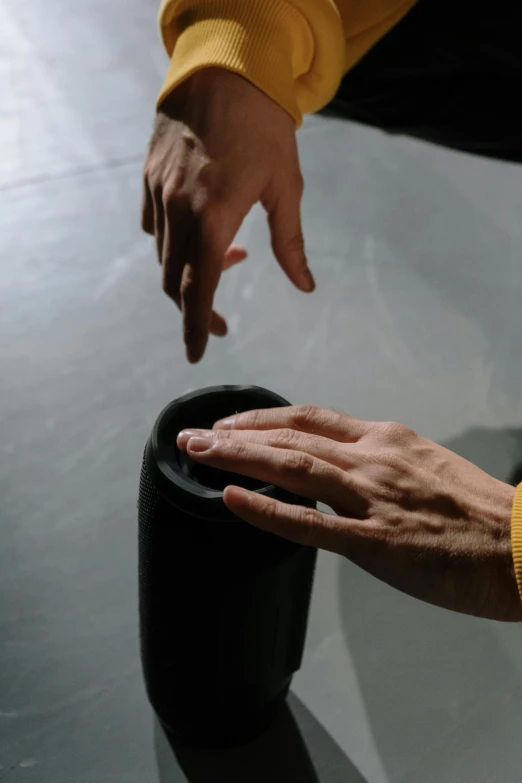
[2,0,522,780]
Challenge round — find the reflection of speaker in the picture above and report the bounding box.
[138,385,317,749]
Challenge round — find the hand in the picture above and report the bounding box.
[141,68,314,363]
[177,406,521,621]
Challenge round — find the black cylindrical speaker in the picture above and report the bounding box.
[138,385,317,748]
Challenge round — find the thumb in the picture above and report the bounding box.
[263,177,315,293]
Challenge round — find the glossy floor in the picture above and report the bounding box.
[1,1,522,781]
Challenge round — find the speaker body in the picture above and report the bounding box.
[138,385,317,748]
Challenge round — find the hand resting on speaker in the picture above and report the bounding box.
[177,405,521,622]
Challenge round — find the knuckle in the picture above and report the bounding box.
[379,421,414,443]
[376,447,401,467]
[284,450,314,476]
[298,506,321,547]
[376,449,409,479]
[367,515,394,555]
[272,428,297,449]
[264,499,280,525]
[223,438,248,460]
[152,183,163,204]
[161,182,178,205]
[163,169,192,207]
[245,409,265,429]
[196,159,219,189]
[214,428,232,441]
[327,408,349,432]
[180,272,197,306]
[291,405,321,431]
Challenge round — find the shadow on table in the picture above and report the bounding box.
[154,692,368,783]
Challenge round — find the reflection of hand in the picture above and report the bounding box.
[141,68,313,363]
[178,405,520,621]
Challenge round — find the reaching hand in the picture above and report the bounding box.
[141,68,314,363]
[177,406,520,621]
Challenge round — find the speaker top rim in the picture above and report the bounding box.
[145,385,311,521]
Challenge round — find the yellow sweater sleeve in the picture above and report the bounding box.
[511,483,522,602]
[157,0,415,125]
[157,0,345,124]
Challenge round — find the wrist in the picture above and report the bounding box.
[158,67,236,117]
[491,481,521,621]
[458,478,520,621]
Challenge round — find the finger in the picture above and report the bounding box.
[185,437,361,511]
[208,245,247,336]
[162,198,228,339]
[213,405,371,443]
[177,427,354,470]
[223,486,355,553]
[263,177,315,293]
[182,206,244,363]
[153,187,166,267]
[141,177,155,235]
[161,196,192,307]
[210,310,228,337]
[181,257,221,362]
[164,235,227,336]
[223,244,247,270]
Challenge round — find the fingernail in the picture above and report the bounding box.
[186,338,206,364]
[187,436,215,454]
[177,429,209,448]
[301,267,315,292]
[215,417,237,430]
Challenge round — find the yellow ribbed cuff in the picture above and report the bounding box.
[157,0,345,125]
[511,483,522,602]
